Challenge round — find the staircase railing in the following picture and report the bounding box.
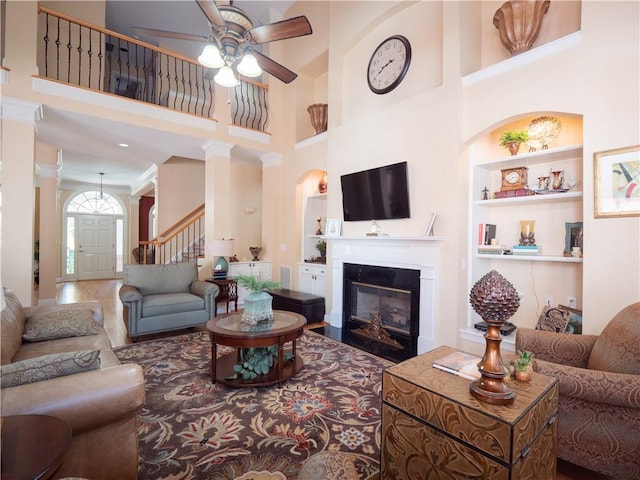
[138,205,205,265]
[37,6,270,132]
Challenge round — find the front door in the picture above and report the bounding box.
[77,215,115,280]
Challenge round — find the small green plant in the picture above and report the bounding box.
[234,275,280,292]
[499,129,529,146]
[516,350,534,371]
[316,240,327,257]
[228,346,294,380]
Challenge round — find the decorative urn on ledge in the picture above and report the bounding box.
[307,103,328,135]
[493,0,551,56]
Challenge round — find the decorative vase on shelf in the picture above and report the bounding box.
[307,103,328,135]
[493,0,551,55]
[318,171,328,193]
[507,141,521,156]
[551,170,564,190]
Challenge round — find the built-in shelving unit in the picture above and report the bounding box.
[466,139,584,346]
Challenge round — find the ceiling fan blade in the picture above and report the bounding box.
[195,0,226,28]
[133,27,209,43]
[247,16,312,44]
[253,50,297,84]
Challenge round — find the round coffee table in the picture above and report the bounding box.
[207,310,306,387]
[1,414,71,480]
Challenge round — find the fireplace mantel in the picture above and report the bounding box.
[326,235,445,355]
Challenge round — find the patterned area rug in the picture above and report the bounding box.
[114,330,393,479]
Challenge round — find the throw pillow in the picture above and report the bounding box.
[0,350,101,387]
[22,309,98,342]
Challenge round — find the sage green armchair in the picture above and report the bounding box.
[119,263,218,340]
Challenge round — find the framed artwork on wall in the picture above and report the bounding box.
[564,222,583,257]
[325,219,342,237]
[594,145,640,218]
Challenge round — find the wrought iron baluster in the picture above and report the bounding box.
[87,26,92,89]
[180,59,186,111]
[43,13,50,78]
[77,25,82,85]
[66,19,71,83]
[55,16,61,80]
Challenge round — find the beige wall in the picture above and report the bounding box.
[1,1,637,337]
[273,0,639,344]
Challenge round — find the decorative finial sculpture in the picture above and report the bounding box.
[469,270,520,405]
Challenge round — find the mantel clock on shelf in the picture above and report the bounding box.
[500,166,528,191]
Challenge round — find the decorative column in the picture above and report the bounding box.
[260,152,282,267]
[202,140,234,277]
[0,97,41,305]
[36,143,60,305]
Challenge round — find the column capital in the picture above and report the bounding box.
[202,140,234,159]
[261,152,282,168]
[37,163,59,179]
[0,97,43,123]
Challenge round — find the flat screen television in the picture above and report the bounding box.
[340,161,410,221]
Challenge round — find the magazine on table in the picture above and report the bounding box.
[433,351,482,380]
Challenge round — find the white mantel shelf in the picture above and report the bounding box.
[327,235,445,355]
[323,236,446,242]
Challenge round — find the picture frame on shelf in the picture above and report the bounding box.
[564,222,583,257]
[558,304,583,334]
[325,218,342,237]
[424,212,437,236]
[594,145,640,218]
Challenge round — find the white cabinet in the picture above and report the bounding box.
[299,263,327,297]
[468,143,584,335]
[229,261,272,306]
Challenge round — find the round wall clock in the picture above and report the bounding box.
[367,35,412,95]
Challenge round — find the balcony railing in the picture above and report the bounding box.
[37,6,269,132]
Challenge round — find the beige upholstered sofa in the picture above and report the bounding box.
[0,288,145,480]
[516,303,640,478]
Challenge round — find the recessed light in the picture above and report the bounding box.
[118,143,129,148]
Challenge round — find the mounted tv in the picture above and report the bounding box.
[340,161,411,221]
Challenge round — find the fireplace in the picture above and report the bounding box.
[326,236,444,358]
[342,263,420,362]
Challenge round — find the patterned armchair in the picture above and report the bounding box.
[516,303,640,478]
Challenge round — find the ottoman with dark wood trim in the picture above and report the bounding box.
[269,289,325,324]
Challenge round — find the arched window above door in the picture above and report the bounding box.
[67,191,123,215]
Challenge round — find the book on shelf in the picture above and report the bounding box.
[477,223,497,246]
[478,244,508,254]
[512,245,542,255]
[432,351,482,380]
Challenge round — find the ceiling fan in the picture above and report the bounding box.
[133,0,312,86]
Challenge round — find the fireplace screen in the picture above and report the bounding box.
[350,281,412,335]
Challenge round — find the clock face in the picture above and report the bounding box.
[367,35,412,95]
[506,171,521,184]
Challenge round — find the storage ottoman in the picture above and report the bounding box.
[269,289,325,323]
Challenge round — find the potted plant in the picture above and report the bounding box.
[235,275,280,325]
[499,129,529,156]
[230,345,294,381]
[514,350,534,382]
[316,240,327,262]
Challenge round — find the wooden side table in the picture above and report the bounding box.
[1,414,72,480]
[206,278,238,316]
[381,346,558,479]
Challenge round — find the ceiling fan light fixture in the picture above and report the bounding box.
[198,44,225,68]
[237,53,262,77]
[214,65,239,88]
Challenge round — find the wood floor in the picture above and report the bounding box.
[55,279,614,480]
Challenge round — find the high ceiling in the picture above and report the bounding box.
[36,1,295,192]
